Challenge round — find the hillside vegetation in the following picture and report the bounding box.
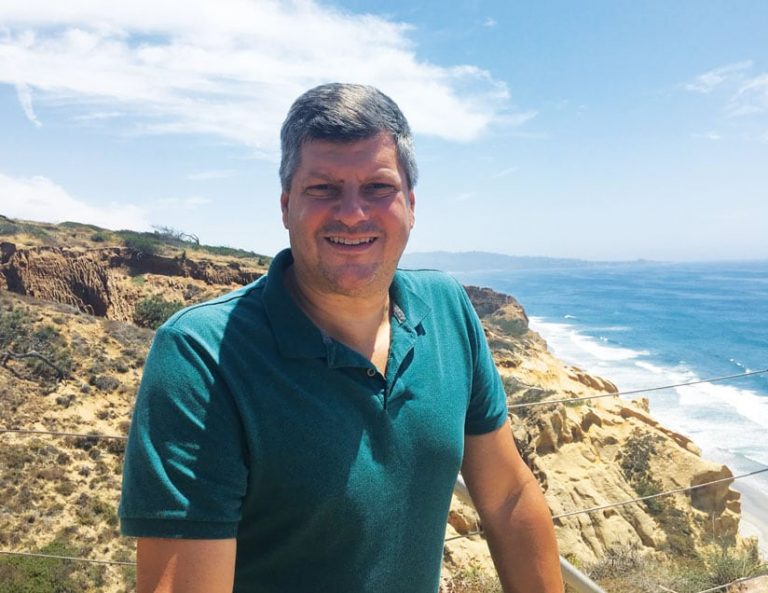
[0,215,765,592]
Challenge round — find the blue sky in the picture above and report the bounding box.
[1,0,766,261]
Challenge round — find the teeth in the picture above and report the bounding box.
[328,237,375,245]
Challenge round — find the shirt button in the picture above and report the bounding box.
[366,368,376,377]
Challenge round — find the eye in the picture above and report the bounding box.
[364,183,397,198]
[305,184,339,198]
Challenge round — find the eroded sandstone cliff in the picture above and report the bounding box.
[442,287,745,585]
[1,242,264,321]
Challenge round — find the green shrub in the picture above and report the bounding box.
[122,234,159,256]
[0,306,73,384]
[89,374,121,392]
[133,296,183,330]
[59,221,103,231]
[449,564,502,593]
[619,429,662,483]
[0,219,20,235]
[702,541,767,586]
[198,244,267,260]
[0,539,83,593]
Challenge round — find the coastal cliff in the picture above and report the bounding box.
[0,217,760,592]
[443,288,756,591]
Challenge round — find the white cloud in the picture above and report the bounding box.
[482,17,497,28]
[0,0,526,151]
[728,73,768,117]
[14,82,41,126]
[685,60,753,94]
[491,166,518,178]
[74,111,126,121]
[0,171,151,230]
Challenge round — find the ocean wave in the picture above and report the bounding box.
[529,315,768,485]
[676,381,768,431]
[529,317,649,364]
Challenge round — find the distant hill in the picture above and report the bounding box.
[400,250,659,273]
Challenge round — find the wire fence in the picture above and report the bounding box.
[508,368,768,410]
[445,467,768,543]
[0,428,128,440]
[2,368,768,590]
[0,549,135,567]
[2,370,765,443]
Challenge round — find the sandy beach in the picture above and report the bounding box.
[734,479,768,559]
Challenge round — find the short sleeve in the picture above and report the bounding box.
[456,282,509,435]
[119,325,249,538]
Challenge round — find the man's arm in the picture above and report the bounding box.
[461,423,564,593]
[137,538,236,593]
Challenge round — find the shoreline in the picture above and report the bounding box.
[526,317,768,559]
[733,480,768,559]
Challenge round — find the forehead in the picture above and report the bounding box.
[296,132,401,177]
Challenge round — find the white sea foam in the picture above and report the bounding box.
[529,315,768,492]
[529,317,648,365]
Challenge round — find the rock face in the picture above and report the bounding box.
[0,244,263,322]
[441,287,745,580]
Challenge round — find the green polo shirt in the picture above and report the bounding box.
[120,249,507,593]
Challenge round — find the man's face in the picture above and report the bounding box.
[281,132,415,299]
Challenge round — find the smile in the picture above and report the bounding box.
[326,237,377,246]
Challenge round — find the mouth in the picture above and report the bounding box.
[325,236,378,247]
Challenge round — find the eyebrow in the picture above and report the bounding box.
[302,171,340,183]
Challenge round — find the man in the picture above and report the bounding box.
[120,83,564,593]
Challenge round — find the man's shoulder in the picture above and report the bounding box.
[393,267,473,322]
[160,276,268,335]
[395,267,465,299]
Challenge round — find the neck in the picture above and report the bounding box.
[284,266,392,371]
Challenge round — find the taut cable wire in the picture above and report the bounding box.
[0,549,135,566]
[444,467,768,542]
[508,368,768,410]
[0,428,128,440]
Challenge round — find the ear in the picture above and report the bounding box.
[280,191,290,229]
[408,190,416,229]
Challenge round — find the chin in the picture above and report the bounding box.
[323,264,390,297]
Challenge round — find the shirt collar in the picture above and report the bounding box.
[263,248,431,361]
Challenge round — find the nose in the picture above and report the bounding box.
[335,186,369,227]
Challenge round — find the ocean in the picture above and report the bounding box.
[447,260,768,502]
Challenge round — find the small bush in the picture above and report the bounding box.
[618,429,662,483]
[89,374,121,392]
[120,232,159,256]
[0,305,73,384]
[0,219,20,235]
[133,296,183,329]
[0,539,81,593]
[448,565,502,593]
[588,545,644,579]
[703,541,767,585]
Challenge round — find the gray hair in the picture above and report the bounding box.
[279,83,417,192]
